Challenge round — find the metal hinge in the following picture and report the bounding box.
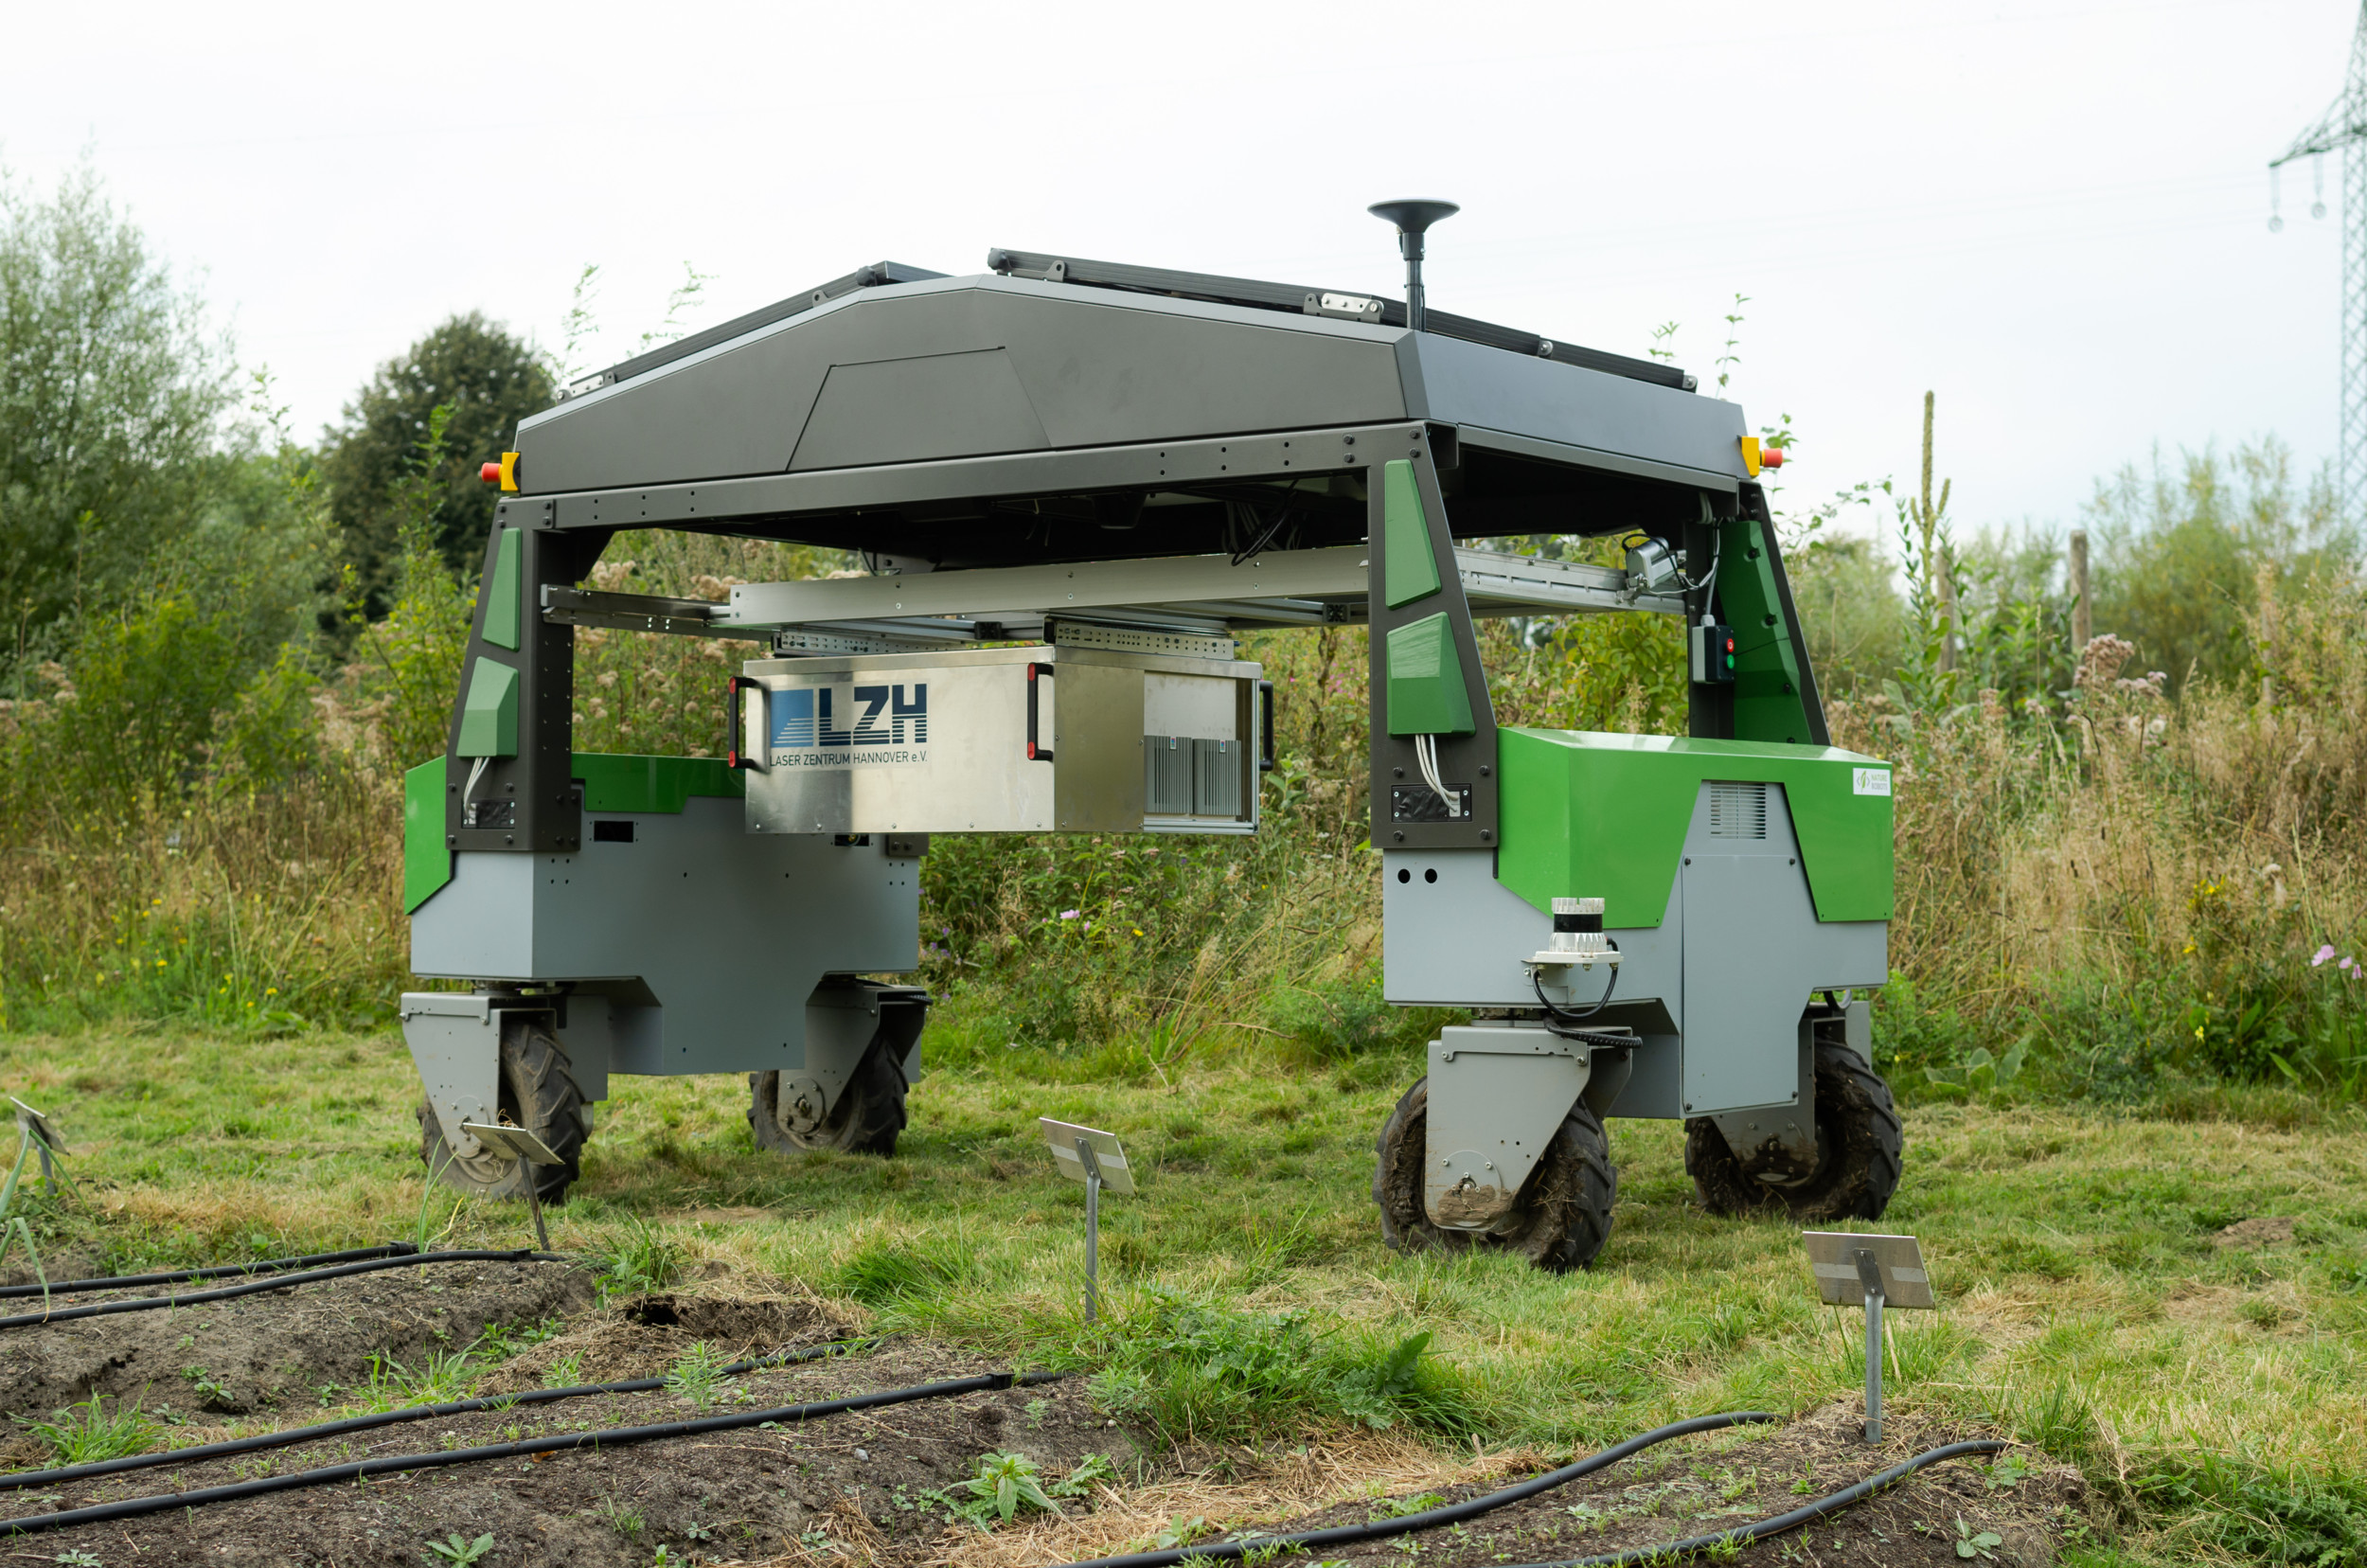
[1304,291,1383,323]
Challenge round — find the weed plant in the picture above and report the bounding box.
[1089,1296,1467,1444]
[16,1393,158,1465]
[661,1342,725,1411]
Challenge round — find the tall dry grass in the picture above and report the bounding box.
[1837,570,2367,1095]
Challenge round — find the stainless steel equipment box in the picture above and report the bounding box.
[738,644,1263,835]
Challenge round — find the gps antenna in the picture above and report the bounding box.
[1367,199,1459,332]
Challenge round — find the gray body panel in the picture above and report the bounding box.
[518,278,1412,495]
[1676,782,1886,1116]
[1422,1024,1593,1230]
[1379,848,1682,1014]
[511,275,1746,506]
[1385,780,1886,1147]
[408,794,918,1076]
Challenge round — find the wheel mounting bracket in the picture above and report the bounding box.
[1421,1025,1594,1231]
[401,992,552,1157]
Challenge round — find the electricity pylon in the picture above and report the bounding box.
[2273,2,2367,519]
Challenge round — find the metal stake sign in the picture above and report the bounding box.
[8,1098,64,1189]
[1802,1232,1933,1444]
[460,1122,567,1252]
[1040,1118,1133,1322]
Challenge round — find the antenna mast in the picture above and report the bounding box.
[2273,2,2367,519]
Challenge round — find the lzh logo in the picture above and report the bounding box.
[770,685,928,750]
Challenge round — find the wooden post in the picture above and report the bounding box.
[1914,392,1958,673]
[2070,529,2091,654]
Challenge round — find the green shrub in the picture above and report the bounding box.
[1263,977,1399,1058]
[1090,1292,1473,1444]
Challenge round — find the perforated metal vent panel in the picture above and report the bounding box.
[1708,781,1769,840]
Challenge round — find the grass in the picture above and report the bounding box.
[0,1008,2361,1565]
[15,1392,160,1465]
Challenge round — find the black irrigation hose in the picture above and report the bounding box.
[0,1244,420,1301]
[1056,1421,2010,1568]
[0,1368,1068,1539]
[1058,1414,1775,1568]
[0,1250,567,1331]
[1504,1440,2011,1568]
[0,1339,874,1492]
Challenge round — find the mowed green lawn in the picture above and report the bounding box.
[2,1010,2362,1564]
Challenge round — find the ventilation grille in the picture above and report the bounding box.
[1709,781,1769,840]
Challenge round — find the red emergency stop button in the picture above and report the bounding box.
[479,462,502,484]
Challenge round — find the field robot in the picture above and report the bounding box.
[400,205,1901,1269]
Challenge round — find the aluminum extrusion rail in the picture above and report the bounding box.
[0,1370,1066,1538]
[711,545,1684,643]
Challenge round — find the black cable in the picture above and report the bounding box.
[1533,949,1620,1030]
[0,1339,873,1492]
[0,1369,1067,1538]
[0,1250,565,1331]
[1230,480,1302,565]
[1057,1415,1772,1568]
[1501,1440,2010,1567]
[0,1245,418,1301]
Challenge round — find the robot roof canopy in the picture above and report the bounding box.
[511,251,1750,567]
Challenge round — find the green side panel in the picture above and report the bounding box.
[1381,459,1442,610]
[455,657,519,757]
[483,527,522,650]
[572,753,747,813]
[1718,512,1816,743]
[1498,728,1894,927]
[402,757,453,914]
[1385,614,1477,737]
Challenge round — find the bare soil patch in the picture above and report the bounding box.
[1219,1400,2079,1568]
[12,1337,1141,1567]
[2214,1215,2299,1248]
[477,1288,859,1392]
[970,1401,2078,1568]
[0,1258,593,1419]
[0,1265,2072,1568]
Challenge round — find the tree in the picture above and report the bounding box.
[0,162,236,669]
[2086,439,2348,693]
[318,313,553,619]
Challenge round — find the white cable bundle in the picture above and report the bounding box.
[1413,734,1457,813]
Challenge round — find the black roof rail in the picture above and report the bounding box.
[986,247,1692,392]
[569,260,949,397]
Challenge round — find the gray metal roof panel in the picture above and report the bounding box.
[512,270,1747,504]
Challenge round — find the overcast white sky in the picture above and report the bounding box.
[3,0,2354,543]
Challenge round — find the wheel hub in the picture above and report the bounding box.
[776,1075,829,1136]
